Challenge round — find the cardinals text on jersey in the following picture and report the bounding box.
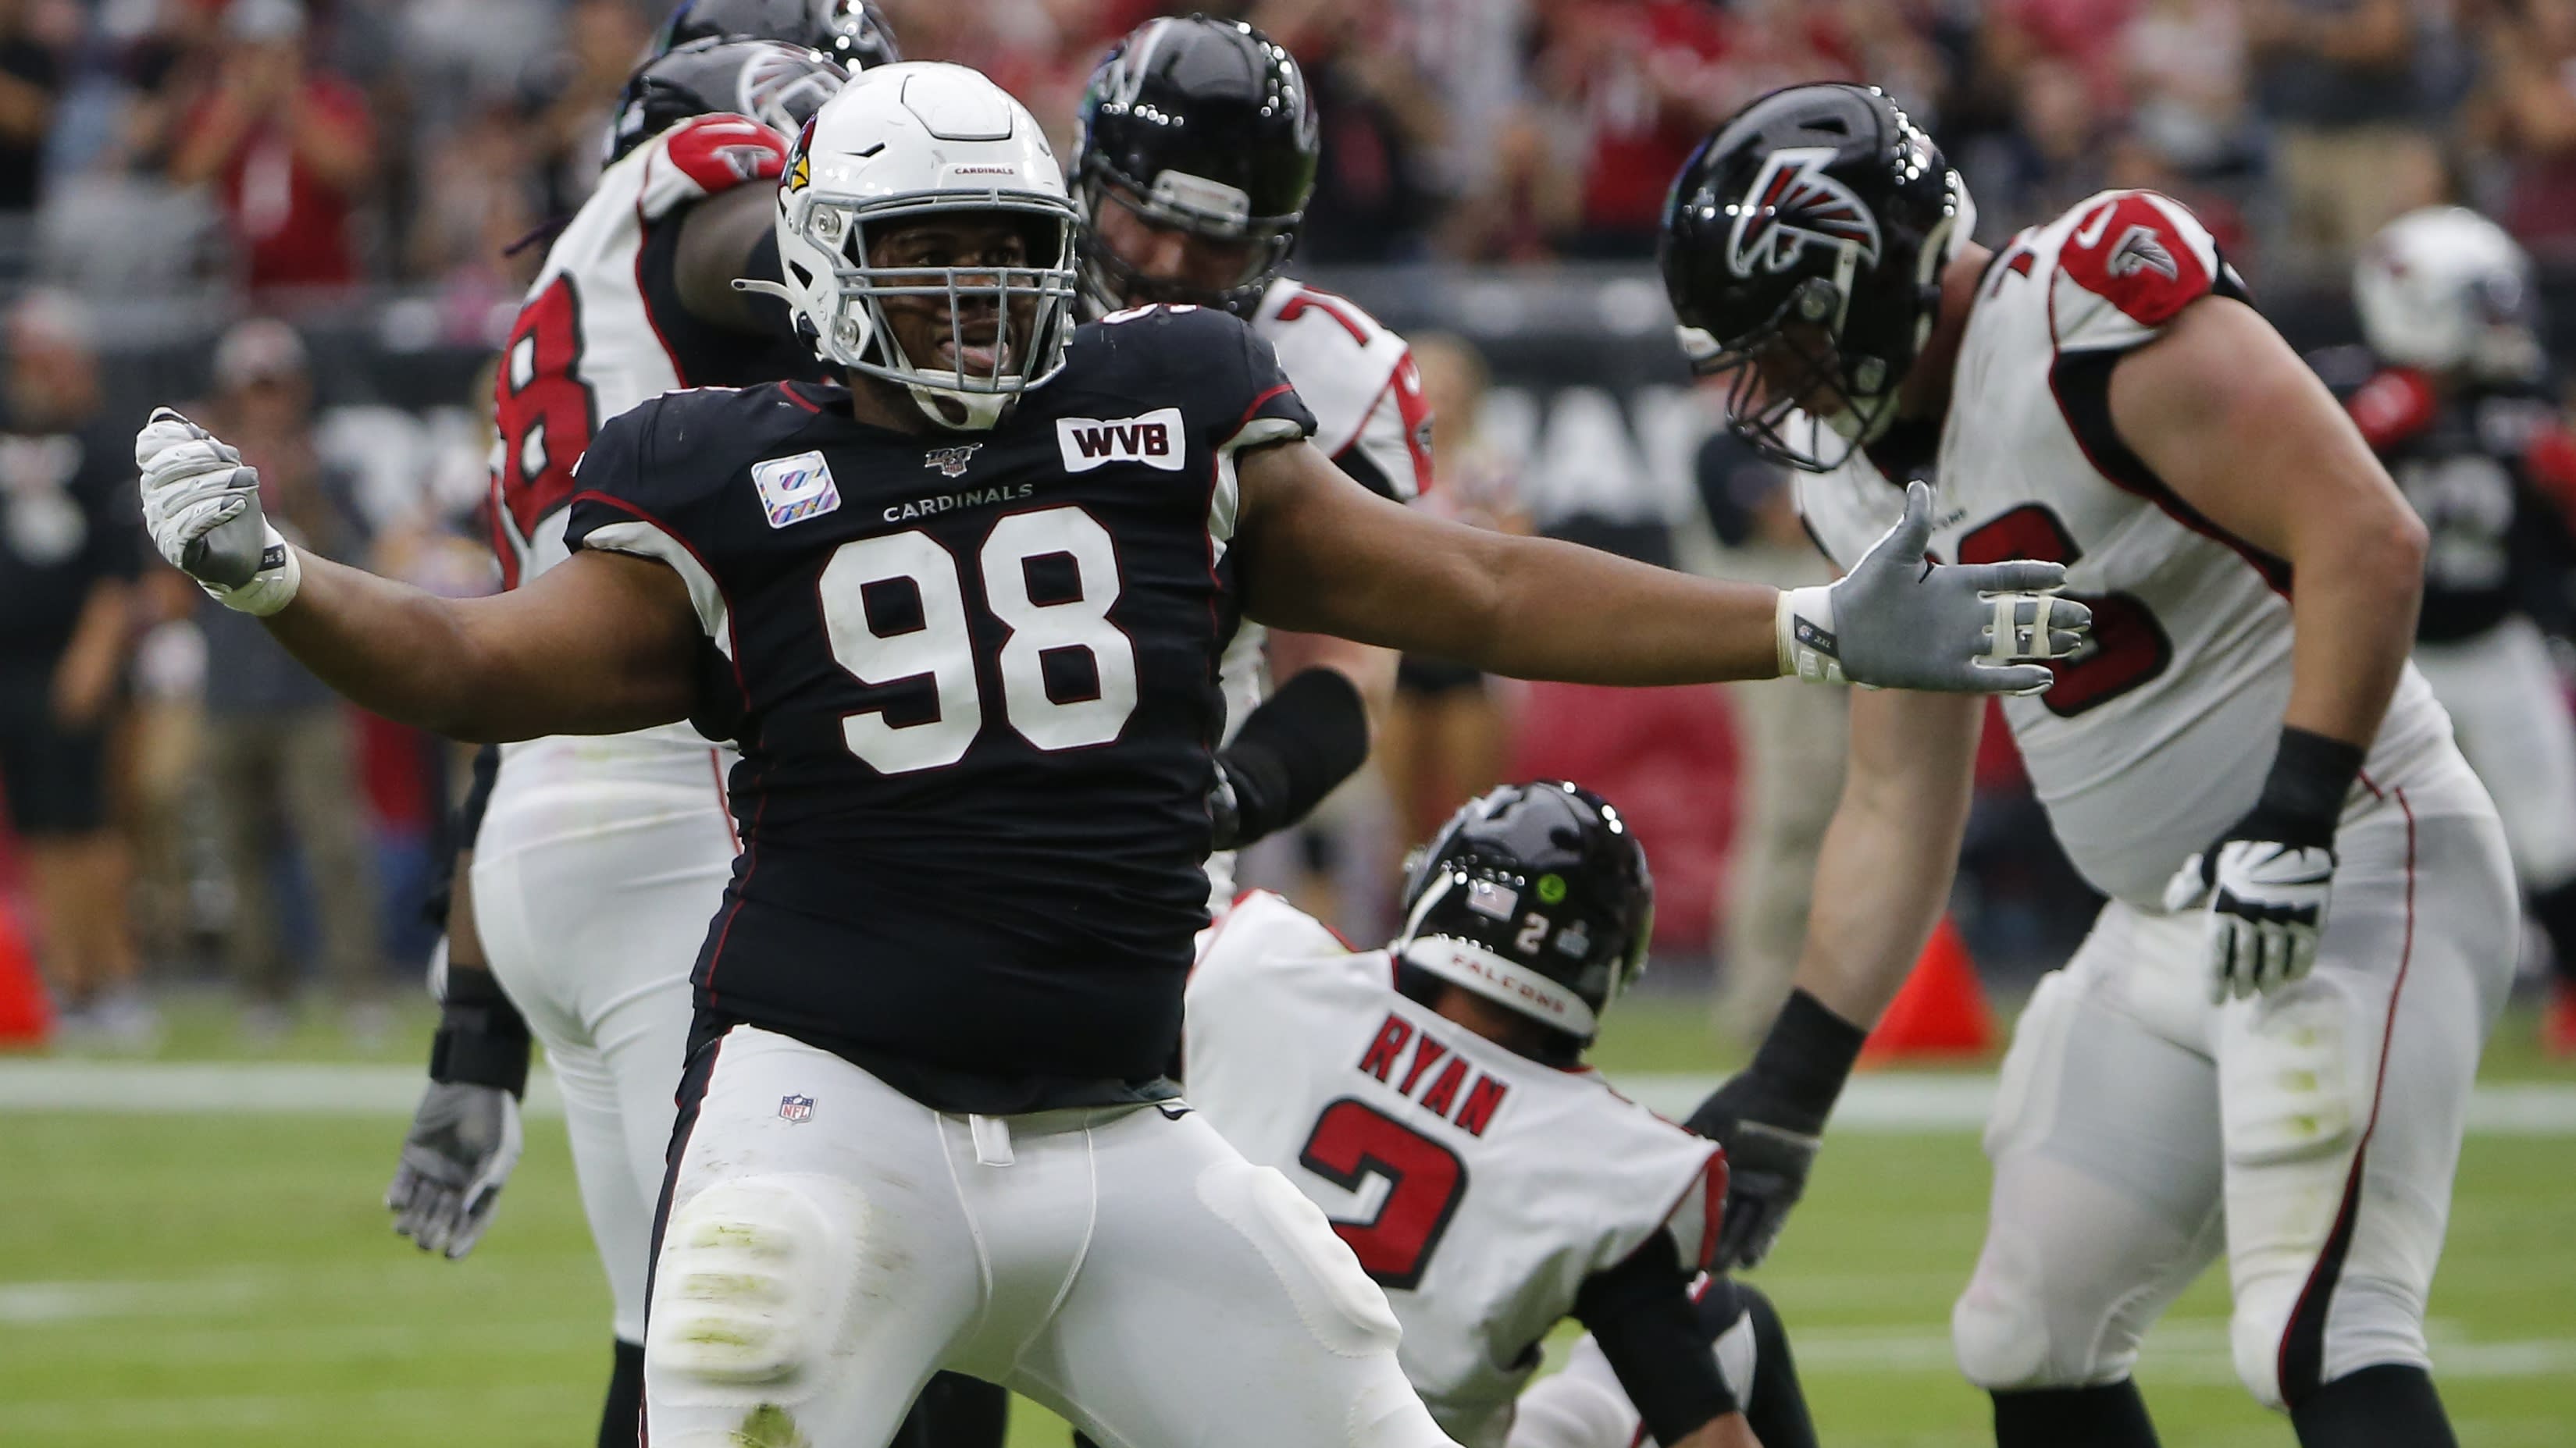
[1793,190,2455,907]
[1185,891,1723,1448]
[560,304,1315,1101]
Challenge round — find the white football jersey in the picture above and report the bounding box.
[486,112,796,788]
[1185,891,1723,1448]
[1794,190,2456,908]
[1206,279,1436,903]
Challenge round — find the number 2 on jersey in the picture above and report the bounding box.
[1298,1098,1468,1290]
[819,505,1139,774]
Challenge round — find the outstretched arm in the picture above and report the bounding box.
[1231,436,2084,693]
[137,408,700,742]
[266,548,700,742]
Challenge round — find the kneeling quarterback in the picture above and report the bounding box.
[1188,781,1819,1448]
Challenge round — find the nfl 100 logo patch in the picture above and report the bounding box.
[752,450,840,528]
[778,1094,814,1123]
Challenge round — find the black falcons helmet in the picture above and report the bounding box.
[1072,15,1320,315]
[607,37,848,165]
[651,0,900,71]
[1395,781,1654,1058]
[1661,84,1973,473]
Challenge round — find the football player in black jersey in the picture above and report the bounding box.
[141,64,2082,1448]
[2344,205,2576,1054]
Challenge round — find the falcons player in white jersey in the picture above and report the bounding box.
[377,33,856,1447]
[1068,15,1434,898]
[1659,85,2513,1448]
[1188,782,1818,1448]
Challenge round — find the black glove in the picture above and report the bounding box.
[1685,989,1865,1270]
[1207,756,1248,852]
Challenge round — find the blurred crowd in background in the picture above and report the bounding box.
[4,0,2574,1051]
[12,0,2576,305]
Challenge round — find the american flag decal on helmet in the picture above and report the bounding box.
[1727,147,1884,276]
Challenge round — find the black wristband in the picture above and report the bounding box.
[2250,725,2364,846]
[1746,989,1869,1137]
[1213,667,1371,846]
[430,965,532,1098]
[1575,1231,1740,1443]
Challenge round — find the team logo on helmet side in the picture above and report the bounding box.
[1726,146,1883,277]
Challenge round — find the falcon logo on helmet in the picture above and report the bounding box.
[1728,147,1883,277]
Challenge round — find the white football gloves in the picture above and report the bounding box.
[134,407,301,615]
[1780,481,2089,694]
[2164,727,2360,1003]
[2164,838,2336,1002]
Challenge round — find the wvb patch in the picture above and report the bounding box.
[1057,407,1184,473]
[752,450,839,528]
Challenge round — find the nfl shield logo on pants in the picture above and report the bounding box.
[778,1094,814,1123]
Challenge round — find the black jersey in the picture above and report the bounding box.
[2346,364,2576,642]
[564,304,1316,1101]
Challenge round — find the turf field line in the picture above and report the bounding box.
[0,1315,607,1365]
[0,1257,611,1322]
[7,1062,2574,1133]
[0,1380,575,1435]
[1773,1322,2576,1382]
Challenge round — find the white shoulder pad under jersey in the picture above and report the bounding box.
[490,113,794,588]
[1185,891,1724,1448]
[1251,277,1434,502]
[1794,190,2453,909]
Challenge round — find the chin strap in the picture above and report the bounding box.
[729,277,797,303]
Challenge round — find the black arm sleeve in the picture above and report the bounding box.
[419,743,504,930]
[1214,666,1371,846]
[1572,1229,1739,1444]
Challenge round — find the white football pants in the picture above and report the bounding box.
[472,744,737,1343]
[644,1025,1455,1448]
[1951,746,2516,1409]
[2411,615,2576,892]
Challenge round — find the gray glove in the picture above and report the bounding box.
[1779,480,2088,695]
[386,1080,524,1259]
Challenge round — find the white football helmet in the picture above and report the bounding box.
[2354,206,2541,382]
[761,62,1080,429]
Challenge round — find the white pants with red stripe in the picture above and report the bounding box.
[471,740,739,1344]
[1951,745,2515,1410]
[643,1025,1452,1448]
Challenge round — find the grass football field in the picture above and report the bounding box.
[4,1002,2571,1447]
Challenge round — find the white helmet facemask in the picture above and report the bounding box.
[753,64,1081,431]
